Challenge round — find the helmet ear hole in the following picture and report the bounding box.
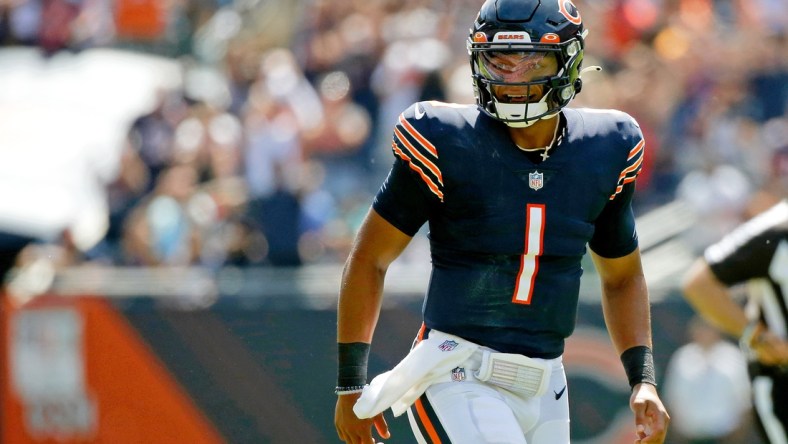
[558,85,574,101]
[573,78,583,95]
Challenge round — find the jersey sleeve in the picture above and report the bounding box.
[704,205,788,286]
[608,116,645,201]
[371,103,444,236]
[372,157,433,236]
[588,183,638,258]
[389,103,444,202]
[589,115,644,258]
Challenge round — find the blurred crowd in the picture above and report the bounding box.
[1,0,787,268]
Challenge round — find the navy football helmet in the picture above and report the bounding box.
[468,0,587,127]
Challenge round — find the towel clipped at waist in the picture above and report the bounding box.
[353,330,478,418]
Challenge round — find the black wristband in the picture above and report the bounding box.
[620,345,657,389]
[337,342,370,388]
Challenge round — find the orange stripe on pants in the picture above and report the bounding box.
[415,397,442,444]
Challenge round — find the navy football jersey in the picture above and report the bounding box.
[373,101,645,358]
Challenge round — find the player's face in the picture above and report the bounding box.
[480,51,558,103]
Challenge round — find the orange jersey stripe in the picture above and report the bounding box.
[627,139,645,160]
[392,143,444,201]
[394,128,443,184]
[610,144,643,199]
[617,152,644,179]
[398,114,438,157]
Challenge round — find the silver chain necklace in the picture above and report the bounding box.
[515,119,560,161]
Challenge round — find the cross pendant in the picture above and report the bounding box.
[540,151,550,161]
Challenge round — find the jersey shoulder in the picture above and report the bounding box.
[568,107,642,140]
[399,101,480,132]
[394,101,488,162]
[390,101,478,203]
[566,108,645,200]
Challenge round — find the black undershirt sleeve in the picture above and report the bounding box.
[588,183,639,258]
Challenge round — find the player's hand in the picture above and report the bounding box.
[629,383,669,443]
[335,393,390,443]
[751,327,788,367]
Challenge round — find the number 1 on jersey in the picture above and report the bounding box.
[512,204,545,304]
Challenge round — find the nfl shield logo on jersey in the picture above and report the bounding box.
[529,171,544,191]
[438,340,459,351]
[451,366,466,382]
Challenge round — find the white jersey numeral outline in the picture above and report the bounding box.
[512,204,545,304]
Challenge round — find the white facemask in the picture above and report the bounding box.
[492,93,558,128]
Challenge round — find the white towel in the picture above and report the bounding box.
[353,330,479,418]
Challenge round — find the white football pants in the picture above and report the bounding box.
[406,349,570,444]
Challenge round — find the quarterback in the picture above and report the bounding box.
[334,0,670,442]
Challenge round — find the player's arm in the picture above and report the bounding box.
[335,208,413,444]
[592,248,669,443]
[336,107,437,443]
[591,249,658,394]
[591,248,652,363]
[684,229,788,367]
[337,208,413,344]
[682,258,748,338]
[589,183,653,358]
[590,177,669,442]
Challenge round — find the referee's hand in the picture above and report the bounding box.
[752,328,788,367]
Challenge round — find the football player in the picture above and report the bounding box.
[334,0,670,443]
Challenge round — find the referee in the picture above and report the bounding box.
[683,199,788,444]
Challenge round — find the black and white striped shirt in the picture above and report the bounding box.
[705,200,788,346]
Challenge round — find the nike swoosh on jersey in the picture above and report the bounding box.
[414,103,426,119]
[554,385,567,400]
